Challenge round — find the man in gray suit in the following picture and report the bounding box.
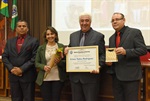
[106,12,147,101]
[65,12,105,101]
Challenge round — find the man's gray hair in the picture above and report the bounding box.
[79,12,92,22]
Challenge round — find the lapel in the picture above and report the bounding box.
[57,43,62,48]
[12,37,18,55]
[75,32,81,46]
[40,43,47,64]
[110,34,116,47]
[119,27,130,46]
[84,29,94,46]
[84,31,94,46]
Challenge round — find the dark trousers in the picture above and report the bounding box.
[10,81,35,101]
[71,81,100,101]
[40,81,64,101]
[112,75,140,101]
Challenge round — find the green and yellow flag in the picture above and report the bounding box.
[11,0,18,31]
[0,0,9,17]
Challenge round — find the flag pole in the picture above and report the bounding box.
[4,16,7,42]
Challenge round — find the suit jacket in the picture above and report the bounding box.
[68,28,105,84]
[35,43,67,86]
[2,34,39,82]
[108,26,147,81]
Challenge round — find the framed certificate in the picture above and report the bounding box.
[106,48,118,62]
[66,46,99,72]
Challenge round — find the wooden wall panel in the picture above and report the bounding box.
[0,60,4,89]
[0,60,7,96]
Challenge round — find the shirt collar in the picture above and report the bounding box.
[80,27,92,35]
[115,26,127,35]
[18,34,27,39]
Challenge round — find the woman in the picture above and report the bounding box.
[35,26,67,101]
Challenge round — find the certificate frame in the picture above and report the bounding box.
[66,46,99,72]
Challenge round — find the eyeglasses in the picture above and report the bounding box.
[111,18,123,23]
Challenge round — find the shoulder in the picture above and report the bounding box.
[124,27,142,38]
[38,43,46,49]
[6,37,17,44]
[109,32,115,40]
[93,30,103,35]
[27,35,38,41]
[8,37,17,41]
[27,35,39,46]
[57,43,64,47]
[91,29,104,37]
[36,44,46,53]
[126,26,141,32]
[70,30,80,36]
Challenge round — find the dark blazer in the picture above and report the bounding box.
[2,34,39,82]
[35,43,67,86]
[109,26,147,81]
[68,28,105,84]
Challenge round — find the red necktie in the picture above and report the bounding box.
[116,32,120,48]
[17,37,24,53]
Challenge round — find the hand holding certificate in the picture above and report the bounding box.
[66,46,99,72]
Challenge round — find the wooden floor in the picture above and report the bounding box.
[0,97,42,101]
[0,97,11,101]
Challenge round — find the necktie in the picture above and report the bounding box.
[80,33,85,46]
[116,32,120,48]
[17,37,24,53]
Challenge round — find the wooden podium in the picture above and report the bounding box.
[140,52,150,101]
[141,62,150,101]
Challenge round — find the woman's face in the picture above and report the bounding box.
[46,30,56,43]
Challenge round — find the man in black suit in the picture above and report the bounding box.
[2,20,39,101]
[106,12,147,101]
[65,12,105,101]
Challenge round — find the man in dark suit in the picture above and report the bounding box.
[106,12,147,101]
[65,12,105,101]
[2,20,39,101]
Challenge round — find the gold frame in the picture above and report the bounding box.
[66,46,99,72]
[106,48,118,62]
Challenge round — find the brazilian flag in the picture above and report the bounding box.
[0,0,9,17]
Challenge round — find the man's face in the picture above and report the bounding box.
[16,21,29,35]
[79,15,91,33]
[111,14,125,32]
